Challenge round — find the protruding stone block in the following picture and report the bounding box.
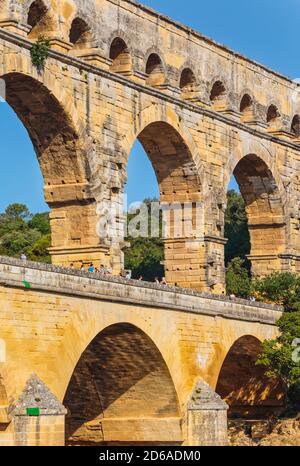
[9,374,66,446]
[0,20,30,36]
[187,379,228,446]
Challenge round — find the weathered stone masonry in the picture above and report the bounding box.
[0,257,284,445]
[0,0,296,446]
[1,0,300,292]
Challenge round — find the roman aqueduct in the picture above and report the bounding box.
[0,0,298,445]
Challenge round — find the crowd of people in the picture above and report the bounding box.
[73,261,169,286]
[19,253,257,300]
[70,262,113,276]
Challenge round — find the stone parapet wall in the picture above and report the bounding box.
[0,256,282,325]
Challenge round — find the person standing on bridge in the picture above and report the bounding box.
[88,263,95,273]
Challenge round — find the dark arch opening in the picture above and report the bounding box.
[179,68,197,99]
[145,54,165,87]
[240,94,254,122]
[240,94,252,113]
[216,336,285,419]
[267,104,280,125]
[109,37,132,75]
[210,81,226,101]
[291,115,300,136]
[63,323,181,445]
[27,0,53,39]
[27,0,47,28]
[210,81,227,110]
[69,18,91,48]
[232,154,286,277]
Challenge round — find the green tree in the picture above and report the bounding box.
[254,273,300,410]
[0,204,51,263]
[257,311,300,410]
[125,192,252,282]
[27,234,51,263]
[28,212,51,235]
[0,229,41,256]
[225,257,251,298]
[4,203,31,221]
[124,198,164,281]
[0,203,31,235]
[225,190,250,265]
[253,272,300,311]
[124,237,164,281]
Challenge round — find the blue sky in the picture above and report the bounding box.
[0,0,299,212]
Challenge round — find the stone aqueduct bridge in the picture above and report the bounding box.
[0,0,295,446]
[1,0,300,293]
[0,258,283,446]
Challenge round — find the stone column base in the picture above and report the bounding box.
[9,374,66,446]
[248,254,282,277]
[249,253,300,277]
[278,253,300,274]
[49,245,111,269]
[164,236,226,293]
[186,379,228,446]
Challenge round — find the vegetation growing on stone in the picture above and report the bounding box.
[30,37,50,68]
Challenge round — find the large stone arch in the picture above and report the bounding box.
[1,72,89,185]
[121,105,210,289]
[0,49,91,161]
[226,138,288,277]
[215,335,285,419]
[63,322,181,445]
[124,105,207,194]
[54,306,184,404]
[0,57,103,267]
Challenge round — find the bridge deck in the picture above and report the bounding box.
[0,256,282,325]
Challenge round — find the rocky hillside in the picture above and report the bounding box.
[229,417,300,446]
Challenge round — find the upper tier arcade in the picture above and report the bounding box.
[0,0,299,139]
